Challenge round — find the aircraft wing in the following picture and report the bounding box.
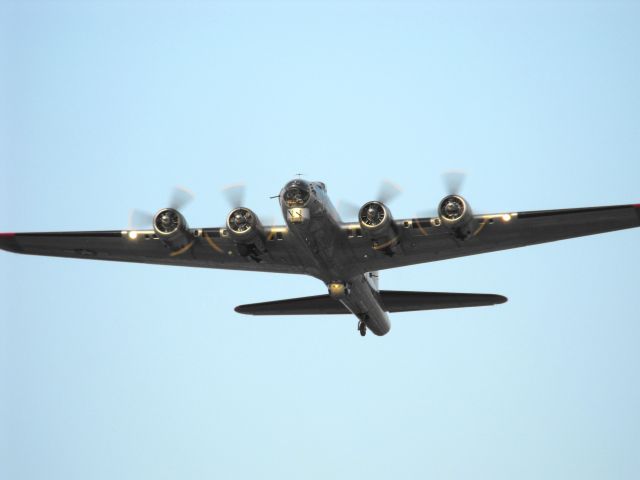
[0,227,307,275]
[348,203,640,272]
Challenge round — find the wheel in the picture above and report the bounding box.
[358,320,367,337]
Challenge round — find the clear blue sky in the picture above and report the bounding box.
[1,1,639,479]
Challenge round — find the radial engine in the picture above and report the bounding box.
[358,201,400,254]
[438,195,478,239]
[226,207,267,258]
[153,208,194,252]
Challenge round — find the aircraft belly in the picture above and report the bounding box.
[340,275,391,336]
[285,213,390,334]
[287,215,357,281]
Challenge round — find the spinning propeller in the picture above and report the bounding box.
[128,186,195,229]
[442,170,467,196]
[338,179,403,220]
[221,182,276,231]
[221,183,247,209]
[416,170,469,219]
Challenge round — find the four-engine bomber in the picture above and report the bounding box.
[1,178,639,337]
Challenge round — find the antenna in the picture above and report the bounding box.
[295,173,304,179]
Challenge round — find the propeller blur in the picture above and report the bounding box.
[2,177,639,337]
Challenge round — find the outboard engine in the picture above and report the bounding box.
[226,207,267,258]
[153,208,194,252]
[358,201,399,254]
[438,195,478,239]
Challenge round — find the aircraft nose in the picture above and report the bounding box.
[282,180,311,207]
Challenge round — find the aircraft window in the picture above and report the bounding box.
[284,187,310,207]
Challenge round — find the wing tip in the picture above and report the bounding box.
[0,233,19,253]
[234,305,251,315]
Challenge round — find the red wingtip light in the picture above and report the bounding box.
[0,232,15,238]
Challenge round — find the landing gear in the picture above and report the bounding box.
[358,319,367,337]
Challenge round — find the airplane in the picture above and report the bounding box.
[1,177,639,336]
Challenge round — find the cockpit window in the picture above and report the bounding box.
[283,186,310,207]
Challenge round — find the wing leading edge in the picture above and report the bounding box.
[0,228,307,275]
[350,203,640,272]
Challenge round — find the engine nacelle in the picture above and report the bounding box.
[438,195,478,239]
[153,208,194,252]
[358,201,400,253]
[226,207,267,257]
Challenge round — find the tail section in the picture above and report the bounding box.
[235,294,348,315]
[235,290,507,316]
[378,290,507,313]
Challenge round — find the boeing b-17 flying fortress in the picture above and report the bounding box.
[1,177,638,336]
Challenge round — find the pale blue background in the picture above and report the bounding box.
[1,1,639,479]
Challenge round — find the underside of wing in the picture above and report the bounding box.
[0,227,306,275]
[348,203,640,272]
[235,290,507,315]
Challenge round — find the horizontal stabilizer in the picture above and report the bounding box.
[379,291,507,313]
[236,294,349,315]
[235,290,507,316]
